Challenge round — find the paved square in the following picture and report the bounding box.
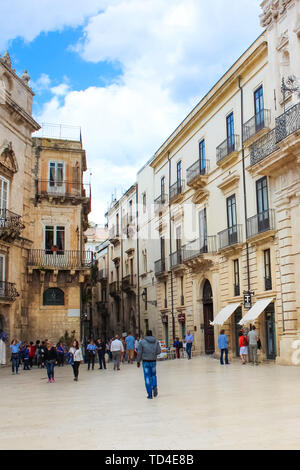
[0,356,299,450]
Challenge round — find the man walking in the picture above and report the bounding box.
[110,335,124,371]
[248,326,259,365]
[137,330,161,399]
[125,332,135,364]
[185,331,194,360]
[218,329,229,365]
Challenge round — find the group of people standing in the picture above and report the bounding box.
[218,326,261,366]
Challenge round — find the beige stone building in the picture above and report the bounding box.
[101,0,300,365]
[0,52,92,349]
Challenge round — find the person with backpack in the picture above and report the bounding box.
[69,340,83,381]
[239,330,248,365]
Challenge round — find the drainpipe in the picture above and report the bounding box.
[136,184,141,337]
[239,77,251,293]
[168,153,176,343]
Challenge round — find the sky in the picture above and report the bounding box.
[1,0,263,223]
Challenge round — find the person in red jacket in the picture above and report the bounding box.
[239,331,248,365]
[28,342,36,368]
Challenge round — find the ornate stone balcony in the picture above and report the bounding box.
[250,128,279,166]
[0,209,25,242]
[169,180,185,205]
[169,250,185,273]
[108,225,120,246]
[109,281,121,298]
[243,109,271,146]
[122,275,136,294]
[182,236,217,271]
[28,250,93,270]
[35,180,91,210]
[216,135,240,167]
[154,194,168,214]
[0,281,19,303]
[186,160,210,189]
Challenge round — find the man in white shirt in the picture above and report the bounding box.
[110,335,124,371]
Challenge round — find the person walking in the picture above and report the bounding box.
[96,338,106,370]
[173,337,182,359]
[125,332,135,364]
[110,335,124,371]
[218,330,229,365]
[137,330,161,399]
[86,339,97,371]
[239,331,248,365]
[10,339,22,375]
[185,331,194,360]
[23,344,31,370]
[69,340,83,381]
[44,341,57,383]
[28,342,36,368]
[248,326,259,365]
[56,342,65,367]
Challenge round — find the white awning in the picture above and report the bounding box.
[239,298,274,326]
[210,303,241,326]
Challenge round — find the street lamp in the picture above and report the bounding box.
[141,288,157,307]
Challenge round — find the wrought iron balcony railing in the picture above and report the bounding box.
[0,281,19,302]
[154,194,168,213]
[36,180,91,199]
[109,225,120,240]
[186,159,210,186]
[0,209,24,236]
[154,258,167,275]
[247,209,275,239]
[250,128,279,166]
[276,101,300,143]
[109,281,121,296]
[218,225,243,250]
[28,250,93,269]
[169,180,185,203]
[170,250,183,269]
[182,236,217,262]
[216,135,240,164]
[243,109,271,143]
[122,275,137,292]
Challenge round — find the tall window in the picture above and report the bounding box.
[264,249,272,291]
[226,112,235,152]
[45,226,65,254]
[160,237,165,264]
[164,281,167,308]
[0,176,9,213]
[129,200,133,223]
[116,213,119,235]
[177,161,182,188]
[256,176,270,232]
[227,194,237,244]
[49,162,64,193]
[180,276,184,306]
[161,177,165,202]
[142,193,146,213]
[199,208,207,252]
[199,139,206,174]
[144,287,148,311]
[254,86,264,130]
[0,254,6,285]
[234,259,240,296]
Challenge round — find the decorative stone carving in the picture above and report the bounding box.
[260,0,293,28]
[277,31,289,51]
[0,141,18,175]
[1,51,12,68]
[21,70,30,85]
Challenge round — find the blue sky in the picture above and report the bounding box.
[1,0,262,222]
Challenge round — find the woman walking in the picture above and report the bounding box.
[239,331,248,365]
[10,339,22,375]
[86,339,97,371]
[44,341,57,383]
[69,340,83,381]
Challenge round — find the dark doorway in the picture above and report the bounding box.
[203,280,215,354]
[265,303,276,359]
[234,307,242,357]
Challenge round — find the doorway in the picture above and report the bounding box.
[234,307,242,357]
[203,280,215,354]
[265,303,276,360]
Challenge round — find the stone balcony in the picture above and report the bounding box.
[108,225,120,246]
[247,209,276,243]
[182,236,217,271]
[216,135,240,167]
[122,275,137,295]
[109,281,121,298]
[35,180,91,212]
[169,250,185,274]
[169,180,185,205]
[218,225,243,252]
[28,250,93,271]
[0,281,19,303]
[0,209,25,242]
[154,258,168,278]
[154,194,168,215]
[186,159,210,189]
[243,109,271,146]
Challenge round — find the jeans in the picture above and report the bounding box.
[98,352,106,369]
[45,360,55,380]
[186,343,192,359]
[142,361,157,397]
[220,348,229,365]
[23,359,30,370]
[11,353,20,373]
[87,352,95,370]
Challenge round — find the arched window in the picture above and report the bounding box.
[43,288,64,306]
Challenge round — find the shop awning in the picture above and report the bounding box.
[210,303,241,326]
[239,298,274,326]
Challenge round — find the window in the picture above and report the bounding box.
[176,226,182,253]
[199,139,206,173]
[180,276,184,306]
[145,319,149,332]
[49,162,64,194]
[129,200,133,223]
[254,86,264,130]
[161,177,165,201]
[264,249,272,291]
[142,193,146,213]
[226,113,235,152]
[43,288,64,306]
[0,176,9,213]
[0,254,6,295]
[45,226,65,254]
[160,237,165,263]
[116,213,119,235]
[226,195,237,244]
[177,161,182,186]
[164,281,167,309]
[144,288,148,311]
[199,208,207,252]
[234,259,240,296]
[256,177,270,232]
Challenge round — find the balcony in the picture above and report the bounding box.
[0,209,25,242]
[250,102,300,170]
[109,281,121,298]
[122,214,135,238]
[186,160,210,189]
[216,135,240,167]
[0,281,19,303]
[170,250,185,273]
[247,209,275,242]
[169,180,185,205]
[35,180,91,207]
[243,109,271,145]
[182,236,217,270]
[28,250,93,270]
[154,258,168,277]
[218,225,243,251]
[108,225,120,246]
[98,269,107,283]
[154,194,168,214]
[122,275,136,294]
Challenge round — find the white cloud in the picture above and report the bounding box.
[32,0,263,222]
[51,83,70,96]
